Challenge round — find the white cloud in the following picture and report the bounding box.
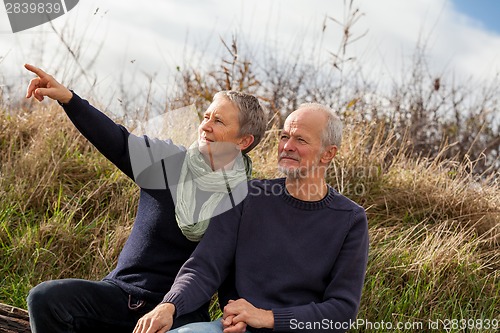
[351,0,500,83]
[1,0,500,109]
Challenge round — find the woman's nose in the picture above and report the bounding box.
[200,119,212,132]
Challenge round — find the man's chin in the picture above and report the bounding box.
[278,166,302,178]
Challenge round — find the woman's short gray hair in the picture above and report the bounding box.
[297,103,343,148]
[213,91,267,154]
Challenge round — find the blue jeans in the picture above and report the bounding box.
[27,279,209,333]
[168,319,252,333]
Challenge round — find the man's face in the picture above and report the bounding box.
[278,108,328,178]
[198,96,242,162]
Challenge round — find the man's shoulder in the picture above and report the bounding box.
[328,189,368,229]
[329,188,365,213]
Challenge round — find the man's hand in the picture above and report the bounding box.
[221,314,247,333]
[24,64,73,103]
[222,299,274,332]
[133,302,176,333]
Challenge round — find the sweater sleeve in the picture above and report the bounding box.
[62,92,183,186]
[272,207,369,333]
[62,92,135,178]
[162,197,244,317]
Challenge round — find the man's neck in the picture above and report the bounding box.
[285,177,328,202]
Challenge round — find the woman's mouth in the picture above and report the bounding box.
[200,137,214,143]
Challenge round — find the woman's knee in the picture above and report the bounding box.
[27,280,80,332]
[27,280,71,313]
[27,281,52,310]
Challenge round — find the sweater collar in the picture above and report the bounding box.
[277,178,336,211]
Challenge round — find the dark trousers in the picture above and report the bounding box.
[27,279,210,333]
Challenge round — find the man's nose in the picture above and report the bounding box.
[283,138,296,151]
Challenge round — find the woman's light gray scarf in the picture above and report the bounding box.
[175,142,248,241]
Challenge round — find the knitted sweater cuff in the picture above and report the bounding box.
[161,292,185,318]
[272,309,295,331]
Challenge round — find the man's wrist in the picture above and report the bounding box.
[261,309,275,329]
[159,301,176,317]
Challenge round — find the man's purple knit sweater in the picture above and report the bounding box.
[163,178,369,332]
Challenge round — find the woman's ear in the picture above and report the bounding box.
[238,134,255,151]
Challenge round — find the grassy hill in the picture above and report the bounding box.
[1,96,498,332]
[1,9,499,327]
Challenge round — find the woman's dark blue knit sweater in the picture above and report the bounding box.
[62,93,199,303]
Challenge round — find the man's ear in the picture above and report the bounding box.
[320,145,337,164]
[238,134,255,152]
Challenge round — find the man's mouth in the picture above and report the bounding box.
[279,154,299,162]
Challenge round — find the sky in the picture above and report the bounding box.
[1,0,500,113]
[453,0,500,33]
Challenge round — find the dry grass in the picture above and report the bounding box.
[1,0,498,328]
[1,96,498,332]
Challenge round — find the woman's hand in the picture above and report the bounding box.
[25,64,73,103]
